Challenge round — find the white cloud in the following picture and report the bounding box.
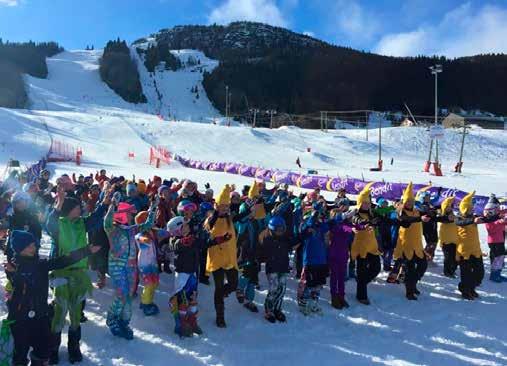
[303,31,315,37]
[0,0,18,6]
[374,2,507,57]
[208,0,288,27]
[331,0,379,44]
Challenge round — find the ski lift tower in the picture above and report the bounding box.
[429,64,443,176]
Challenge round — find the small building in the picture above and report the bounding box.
[400,118,414,127]
[442,113,465,128]
[443,112,504,130]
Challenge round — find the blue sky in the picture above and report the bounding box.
[1,0,507,57]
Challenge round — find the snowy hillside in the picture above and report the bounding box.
[1,49,507,366]
[133,46,222,122]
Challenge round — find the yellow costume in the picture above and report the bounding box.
[438,197,458,246]
[456,192,482,260]
[394,182,425,260]
[350,186,380,259]
[206,185,239,274]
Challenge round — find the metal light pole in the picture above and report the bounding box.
[429,64,442,163]
[268,110,276,129]
[225,85,229,124]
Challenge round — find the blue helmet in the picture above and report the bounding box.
[312,201,324,212]
[268,216,286,232]
[417,191,431,203]
[199,202,214,216]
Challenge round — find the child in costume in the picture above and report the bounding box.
[257,216,299,322]
[373,197,395,271]
[350,186,381,305]
[167,216,202,337]
[297,201,330,315]
[45,187,108,364]
[394,183,430,300]
[235,181,271,312]
[104,194,158,339]
[437,197,459,278]
[455,191,486,300]
[204,185,239,328]
[328,198,357,309]
[135,210,170,316]
[5,230,99,366]
[483,194,507,282]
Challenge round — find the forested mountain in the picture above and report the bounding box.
[138,22,507,116]
[0,40,63,108]
[99,39,146,104]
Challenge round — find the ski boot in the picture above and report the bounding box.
[107,315,124,338]
[118,319,134,340]
[48,332,61,365]
[357,297,371,305]
[405,286,418,301]
[310,299,323,316]
[243,302,259,313]
[215,304,226,328]
[68,327,83,364]
[490,270,503,283]
[274,310,286,322]
[187,312,203,335]
[264,311,276,323]
[298,299,311,316]
[140,303,160,316]
[235,289,245,304]
[331,295,342,309]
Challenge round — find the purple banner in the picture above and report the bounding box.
[174,155,502,214]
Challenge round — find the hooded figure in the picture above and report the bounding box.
[455,191,486,299]
[349,185,381,305]
[393,182,428,300]
[205,184,239,328]
[437,197,459,277]
[456,192,483,260]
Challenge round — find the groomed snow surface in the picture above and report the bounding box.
[0,49,506,366]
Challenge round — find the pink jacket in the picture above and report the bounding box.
[485,219,507,244]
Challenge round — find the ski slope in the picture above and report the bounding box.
[133,46,222,122]
[0,49,507,366]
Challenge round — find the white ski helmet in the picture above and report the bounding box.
[167,216,185,237]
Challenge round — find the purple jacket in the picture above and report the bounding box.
[329,222,354,260]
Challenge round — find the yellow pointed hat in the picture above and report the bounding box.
[402,182,415,203]
[248,181,260,199]
[440,196,455,213]
[216,184,232,206]
[459,191,475,214]
[356,186,371,207]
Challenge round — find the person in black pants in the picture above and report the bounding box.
[5,230,99,366]
[417,192,439,261]
[204,185,241,328]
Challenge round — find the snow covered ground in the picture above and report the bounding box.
[1,49,507,365]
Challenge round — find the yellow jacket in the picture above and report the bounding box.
[456,217,482,260]
[206,216,238,274]
[394,209,425,260]
[351,212,381,259]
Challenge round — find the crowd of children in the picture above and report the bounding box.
[0,168,505,365]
